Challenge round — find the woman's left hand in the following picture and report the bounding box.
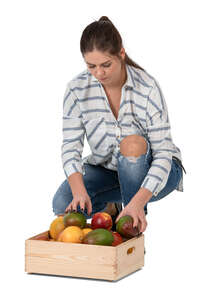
[115,198,147,233]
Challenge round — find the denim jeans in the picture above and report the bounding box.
[52,138,183,219]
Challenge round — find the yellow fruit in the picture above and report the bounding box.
[61,226,84,243]
[49,216,65,240]
[82,228,93,237]
[57,230,64,242]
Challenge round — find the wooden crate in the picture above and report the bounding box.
[25,231,144,281]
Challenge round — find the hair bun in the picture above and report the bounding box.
[98,16,111,22]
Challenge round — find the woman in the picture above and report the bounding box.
[52,16,186,233]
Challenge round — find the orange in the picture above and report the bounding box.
[61,226,84,243]
[82,228,92,237]
[49,216,65,240]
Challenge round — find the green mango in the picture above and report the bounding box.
[83,228,114,246]
[116,215,140,238]
[63,212,86,228]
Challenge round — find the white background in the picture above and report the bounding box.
[1,0,207,298]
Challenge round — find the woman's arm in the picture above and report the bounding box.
[116,78,173,232]
[68,172,87,196]
[61,82,92,215]
[62,82,86,179]
[140,79,173,196]
[133,187,153,206]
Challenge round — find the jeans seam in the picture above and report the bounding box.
[117,165,126,205]
[175,164,183,189]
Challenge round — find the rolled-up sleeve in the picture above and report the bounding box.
[140,80,173,196]
[61,82,85,178]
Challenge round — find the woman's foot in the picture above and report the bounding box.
[103,202,117,215]
[110,203,123,231]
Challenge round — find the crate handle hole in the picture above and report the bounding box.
[127,246,135,255]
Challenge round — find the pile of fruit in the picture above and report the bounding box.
[42,212,140,246]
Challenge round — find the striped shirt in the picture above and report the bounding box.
[62,64,184,196]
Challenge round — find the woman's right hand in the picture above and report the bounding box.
[65,192,92,216]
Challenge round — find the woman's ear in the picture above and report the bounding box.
[120,47,126,60]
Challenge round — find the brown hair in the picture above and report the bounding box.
[80,16,145,71]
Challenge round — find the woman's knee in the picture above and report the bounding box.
[120,135,147,157]
[52,193,71,215]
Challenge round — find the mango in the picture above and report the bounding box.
[33,231,50,241]
[83,228,114,246]
[60,226,84,243]
[63,212,86,228]
[91,212,112,230]
[82,228,93,237]
[49,216,65,240]
[116,215,140,238]
[111,231,123,246]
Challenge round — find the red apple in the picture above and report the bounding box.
[111,231,123,246]
[91,212,113,230]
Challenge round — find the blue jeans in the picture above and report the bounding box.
[52,139,183,218]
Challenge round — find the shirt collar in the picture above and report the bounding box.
[87,64,136,89]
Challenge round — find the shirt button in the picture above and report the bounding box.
[115,126,121,138]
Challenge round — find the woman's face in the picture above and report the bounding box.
[84,48,125,87]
